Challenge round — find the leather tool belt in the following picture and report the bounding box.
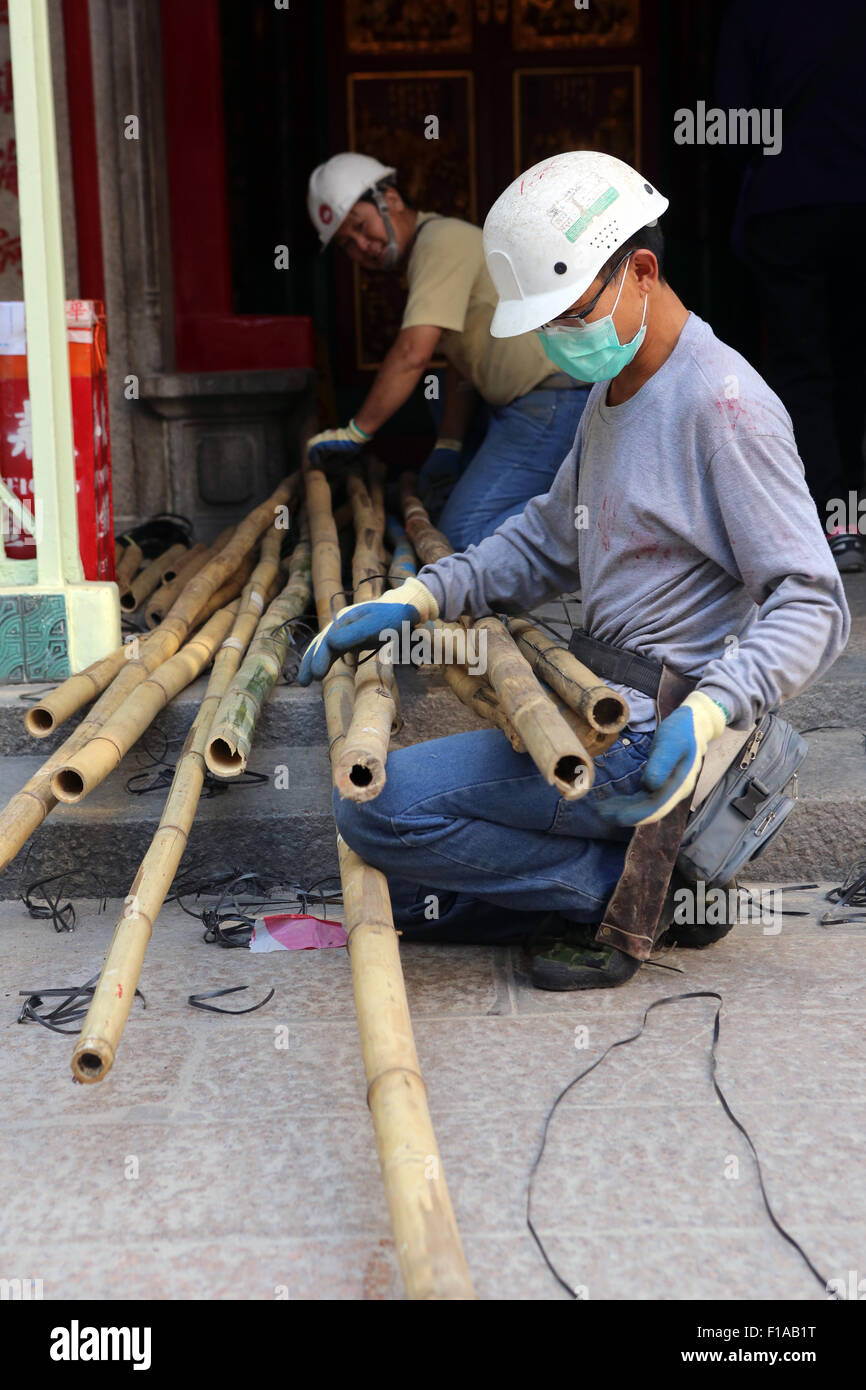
[567,628,698,961]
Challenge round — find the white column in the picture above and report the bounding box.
[8,0,82,587]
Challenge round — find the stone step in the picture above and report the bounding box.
[0,664,479,758]
[0,572,861,899]
[0,723,859,903]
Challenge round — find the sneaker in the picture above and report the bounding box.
[528,922,642,991]
[828,531,866,573]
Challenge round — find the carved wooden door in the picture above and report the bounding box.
[329,0,659,382]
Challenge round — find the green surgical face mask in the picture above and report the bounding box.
[536,255,648,382]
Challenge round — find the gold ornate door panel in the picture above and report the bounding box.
[515,66,641,173]
[513,0,640,50]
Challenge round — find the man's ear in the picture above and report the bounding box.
[384,185,406,214]
[631,249,659,293]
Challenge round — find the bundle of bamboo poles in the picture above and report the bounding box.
[204,520,312,778]
[70,521,287,1085]
[306,464,475,1301]
[0,477,297,877]
[398,477,603,798]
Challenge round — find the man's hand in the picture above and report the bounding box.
[298,577,439,685]
[307,419,370,467]
[597,691,729,827]
[418,438,462,519]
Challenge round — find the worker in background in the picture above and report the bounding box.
[305,153,590,548]
[298,151,849,993]
[716,0,866,571]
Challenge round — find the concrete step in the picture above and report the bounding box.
[0,714,860,903]
[0,574,862,898]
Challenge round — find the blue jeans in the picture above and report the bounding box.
[334,727,653,945]
[437,386,590,550]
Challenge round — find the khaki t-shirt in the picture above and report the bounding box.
[401,212,555,407]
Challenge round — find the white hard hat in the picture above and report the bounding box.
[483,151,669,337]
[307,153,397,248]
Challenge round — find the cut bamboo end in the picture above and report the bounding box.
[333,746,387,801]
[474,616,594,799]
[206,734,245,777]
[71,1036,114,1084]
[115,539,143,587]
[505,617,629,734]
[120,542,188,612]
[25,647,132,738]
[51,735,120,803]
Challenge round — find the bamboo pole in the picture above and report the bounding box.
[25,544,250,738]
[440,661,526,752]
[399,474,453,564]
[69,529,285,1084]
[473,615,593,797]
[143,543,208,628]
[505,617,629,734]
[115,537,142,587]
[333,474,398,802]
[24,644,130,737]
[306,465,475,1301]
[51,605,240,804]
[0,477,296,872]
[205,527,312,778]
[120,542,188,612]
[144,526,237,629]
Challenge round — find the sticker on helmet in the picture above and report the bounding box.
[319,204,333,224]
[565,187,620,243]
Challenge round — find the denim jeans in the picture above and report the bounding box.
[437,386,590,550]
[334,726,653,944]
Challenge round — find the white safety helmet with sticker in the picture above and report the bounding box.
[483,151,668,338]
[307,152,398,248]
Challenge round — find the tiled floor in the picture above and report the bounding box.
[1,882,862,1300]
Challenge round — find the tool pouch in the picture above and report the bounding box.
[676,713,807,888]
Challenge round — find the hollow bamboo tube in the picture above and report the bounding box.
[24,645,130,738]
[305,465,475,1301]
[70,529,284,1084]
[333,474,396,802]
[51,605,240,804]
[25,553,251,739]
[505,617,629,734]
[120,542,188,612]
[23,519,264,740]
[205,528,312,778]
[143,543,209,628]
[399,474,453,564]
[115,538,142,586]
[0,478,296,873]
[441,662,526,752]
[473,616,594,798]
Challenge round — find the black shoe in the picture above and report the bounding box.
[829,532,866,573]
[660,872,739,949]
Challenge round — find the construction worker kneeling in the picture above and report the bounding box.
[300,151,850,992]
[306,152,590,547]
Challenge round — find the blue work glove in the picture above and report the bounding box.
[597,691,729,827]
[418,438,462,518]
[307,419,371,467]
[298,577,439,685]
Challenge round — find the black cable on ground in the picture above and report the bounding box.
[527,991,830,1300]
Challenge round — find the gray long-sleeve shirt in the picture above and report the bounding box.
[419,312,850,731]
